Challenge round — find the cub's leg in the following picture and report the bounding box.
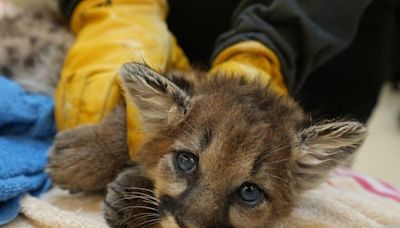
[47,106,131,193]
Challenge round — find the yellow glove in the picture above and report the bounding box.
[55,0,190,159]
[209,41,287,96]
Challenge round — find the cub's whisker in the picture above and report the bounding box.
[119,186,156,194]
[137,218,160,228]
[265,158,291,166]
[112,196,159,207]
[118,205,159,213]
[115,191,160,201]
[133,214,159,224]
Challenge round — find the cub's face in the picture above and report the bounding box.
[138,90,301,228]
[104,63,367,228]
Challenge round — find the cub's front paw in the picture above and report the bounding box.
[104,167,159,228]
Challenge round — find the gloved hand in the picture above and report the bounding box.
[55,0,190,159]
[209,41,287,96]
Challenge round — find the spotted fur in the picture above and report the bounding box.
[0,6,73,96]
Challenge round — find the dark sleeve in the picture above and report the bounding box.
[212,0,373,95]
[58,0,82,20]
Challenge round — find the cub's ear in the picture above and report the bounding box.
[120,62,192,136]
[293,121,367,191]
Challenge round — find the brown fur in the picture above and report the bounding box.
[47,106,131,193]
[48,63,367,227]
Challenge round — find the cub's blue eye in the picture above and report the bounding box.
[175,151,197,173]
[238,183,264,205]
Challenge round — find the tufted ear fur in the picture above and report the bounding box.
[293,121,367,192]
[120,62,192,136]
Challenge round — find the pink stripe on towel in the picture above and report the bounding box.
[352,175,400,203]
[333,168,400,203]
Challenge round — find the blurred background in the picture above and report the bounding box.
[7,0,400,187]
[354,84,400,187]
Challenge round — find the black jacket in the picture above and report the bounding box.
[59,0,373,95]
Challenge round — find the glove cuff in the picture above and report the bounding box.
[210,41,287,96]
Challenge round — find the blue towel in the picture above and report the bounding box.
[0,76,55,225]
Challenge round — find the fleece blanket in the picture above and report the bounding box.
[5,168,400,228]
[0,76,55,225]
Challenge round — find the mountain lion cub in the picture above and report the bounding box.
[48,62,367,228]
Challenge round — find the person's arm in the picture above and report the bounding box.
[211,0,373,95]
[56,0,190,158]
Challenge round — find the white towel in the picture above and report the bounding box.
[6,169,400,228]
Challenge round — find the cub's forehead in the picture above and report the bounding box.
[175,93,298,154]
[193,88,302,123]
[174,110,294,169]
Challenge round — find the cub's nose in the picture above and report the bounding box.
[159,195,179,214]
